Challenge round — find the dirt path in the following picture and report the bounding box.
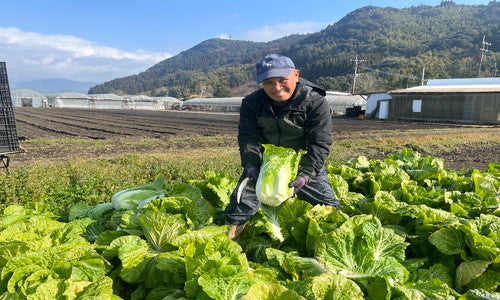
[9,107,500,170]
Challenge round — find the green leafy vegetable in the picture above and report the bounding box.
[256,144,305,206]
[111,175,168,209]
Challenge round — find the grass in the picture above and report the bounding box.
[1,126,498,218]
[0,147,242,218]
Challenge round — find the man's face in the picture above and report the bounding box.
[261,69,300,102]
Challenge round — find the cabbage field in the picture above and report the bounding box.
[0,149,498,299]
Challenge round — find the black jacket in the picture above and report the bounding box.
[238,78,333,178]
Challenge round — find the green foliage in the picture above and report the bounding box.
[89,3,499,95]
[0,148,498,298]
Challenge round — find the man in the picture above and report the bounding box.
[224,54,340,241]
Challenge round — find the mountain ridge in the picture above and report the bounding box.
[89,1,499,97]
[12,78,98,94]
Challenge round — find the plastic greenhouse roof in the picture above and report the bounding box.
[155,96,181,102]
[11,89,48,101]
[183,97,244,106]
[324,94,366,106]
[123,95,155,101]
[45,92,90,100]
[89,94,125,100]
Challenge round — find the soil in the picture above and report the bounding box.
[7,107,500,170]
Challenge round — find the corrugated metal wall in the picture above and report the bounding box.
[389,93,499,123]
[465,94,499,122]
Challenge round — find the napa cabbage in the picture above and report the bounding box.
[111,175,168,210]
[256,144,305,206]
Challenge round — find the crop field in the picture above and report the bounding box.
[10,107,500,170]
[0,107,499,299]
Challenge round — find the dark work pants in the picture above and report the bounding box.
[224,167,340,226]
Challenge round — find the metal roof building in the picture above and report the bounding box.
[389,84,500,123]
[426,78,500,86]
[365,93,392,119]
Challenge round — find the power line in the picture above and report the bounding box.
[351,55,365,94]
[478,35,491,78]
[359,66,422,81]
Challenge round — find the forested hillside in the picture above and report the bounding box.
[89,1,499,98]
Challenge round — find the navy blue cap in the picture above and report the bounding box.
[255,54,295,84]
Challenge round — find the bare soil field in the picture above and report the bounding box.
[9,107,500,170]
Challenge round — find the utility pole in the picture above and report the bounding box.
[421,67,426,86]
[478,35,491,78]
[494,63,497,77]
[351,54,365,94]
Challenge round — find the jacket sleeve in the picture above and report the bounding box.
[238,96,263,168]
[298,96,332,178]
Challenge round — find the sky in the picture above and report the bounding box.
[0,0,493,85]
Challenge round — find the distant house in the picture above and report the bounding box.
[388,82,500,124]
[426,78,500,86]
[365,93,392,119]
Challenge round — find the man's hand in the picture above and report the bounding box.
[244,166,259,180]
[289,175,310,194]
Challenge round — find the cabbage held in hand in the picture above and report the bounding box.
[256,144,305,206]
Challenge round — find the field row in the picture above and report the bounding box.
[14,108,238,140]
[13,107,474,140]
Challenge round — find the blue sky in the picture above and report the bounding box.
[0,0,492,84]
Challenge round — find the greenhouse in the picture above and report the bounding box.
[10,89,48,107]
[179,94,366,114]
[122,95,163,110]
[324,93,366,115]
[89,94,126,109]
[156,96,182,109]
[181,97,244,112]
[45,92,90,108]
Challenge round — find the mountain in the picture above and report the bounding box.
[12,78,98,94]
[89,34,307,97]
[89,1,499,97]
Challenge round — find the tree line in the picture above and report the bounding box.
[89,1,499,98]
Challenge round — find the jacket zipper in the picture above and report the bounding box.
[275,115,281,146]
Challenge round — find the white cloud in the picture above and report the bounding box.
[217,33,231,40]
[0,27,172,83]
[240,21,329,42]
